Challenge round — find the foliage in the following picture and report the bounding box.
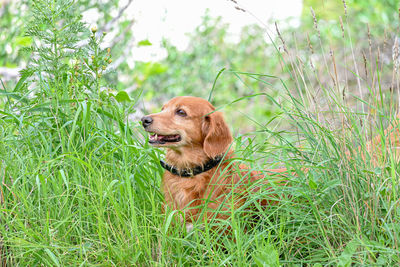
[0,0,135,92]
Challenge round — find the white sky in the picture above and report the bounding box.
[84,0,303,62]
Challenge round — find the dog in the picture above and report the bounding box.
[141,96,400,230]
[141,96,291,229]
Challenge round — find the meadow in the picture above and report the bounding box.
[1,0,400,265]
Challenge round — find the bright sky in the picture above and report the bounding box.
[84,0,303,62]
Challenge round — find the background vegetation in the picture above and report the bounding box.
[1,0,399,265]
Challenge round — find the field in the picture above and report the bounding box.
[1,0,400,265]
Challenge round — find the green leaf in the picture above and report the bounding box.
[0,110,20,124]
[14,74,28,92]
[308,178,317,190]
[253,244,280,267]
[144,62,168,76]
[0,89,29,104]
[68,104,83,150]
[15,36,33,47]
[115,91,132,102]
[138,39,152,46]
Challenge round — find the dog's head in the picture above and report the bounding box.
[141,96,233,158]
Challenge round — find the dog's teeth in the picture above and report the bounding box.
[155,134,158,140]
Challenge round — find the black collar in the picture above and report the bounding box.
[160,155,224,177]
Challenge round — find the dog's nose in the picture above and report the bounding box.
[141,116,153,128]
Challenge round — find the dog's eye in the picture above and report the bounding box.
[176,109,187,117]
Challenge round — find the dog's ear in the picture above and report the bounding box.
[202,111,233,158]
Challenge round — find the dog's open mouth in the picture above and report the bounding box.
[149,133,181,145]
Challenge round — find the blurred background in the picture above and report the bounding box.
[0,0,399,134]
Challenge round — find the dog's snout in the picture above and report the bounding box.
[141,116,153,128]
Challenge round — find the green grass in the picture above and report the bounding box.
[1,0,400,265]
[1,86,399,265]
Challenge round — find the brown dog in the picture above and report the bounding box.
[141,96,288,230]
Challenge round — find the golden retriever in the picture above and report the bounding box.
[141,96,399,229]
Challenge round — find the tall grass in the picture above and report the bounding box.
[1,0,400,265]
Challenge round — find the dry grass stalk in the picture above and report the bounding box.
[362,50,368,78]
[310,7,320,39]
[275,22,288,53]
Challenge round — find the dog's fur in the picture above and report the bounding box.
[142,96,400,226]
